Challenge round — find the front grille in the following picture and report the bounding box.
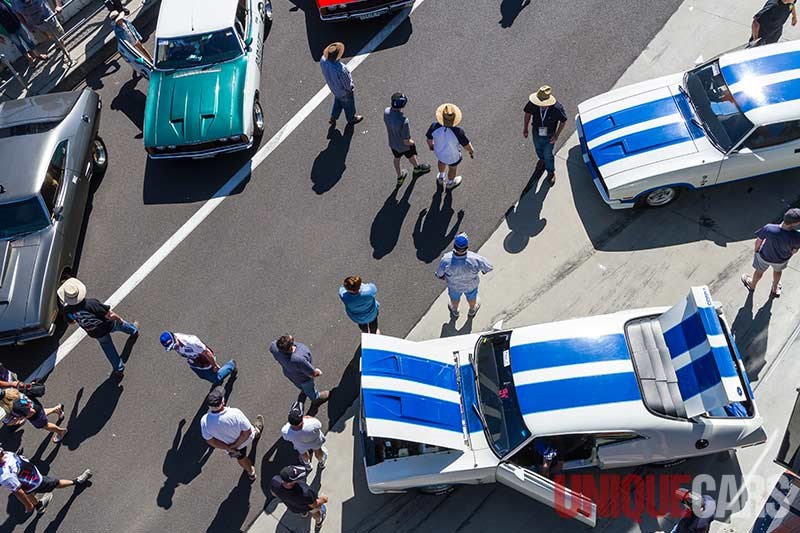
[163,139,231,155]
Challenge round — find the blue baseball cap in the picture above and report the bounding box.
[454,233,469,250]
[160,331,176,351]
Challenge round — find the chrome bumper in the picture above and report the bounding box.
[320,0,414,21]
[147,139,253,160]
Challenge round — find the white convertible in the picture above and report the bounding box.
[577,40,800,208]
[359,287,766,527]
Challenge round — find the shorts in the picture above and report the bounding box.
[33,17,64,39]
[448,287,478,301]
[391,145,417,159]
[753,252,788,273]
[28,400,48,429]
[228,446,248,460]
[31,476,59,494]
[440,156,462,167]
[358,312,379,334]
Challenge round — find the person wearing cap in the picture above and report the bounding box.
[338,275,380,335]
[320,42,363,127]
[435,233,493,318]
[269,335,329,406]
[383,92,431,187]
[7,395,67,444]
[426,103,474,190]
[742,208,800,298]
[58,278,139,380]
[270,465,328,530]
[0,447,91,515]
[160,331,236,386]
[110,10,152,78]
[523,85,568,184]
[751,0,797,46]
[281,406,328,471]
[671,490,716,533]
[200,386,264,482]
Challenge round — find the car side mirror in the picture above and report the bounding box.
[244,36,253,50]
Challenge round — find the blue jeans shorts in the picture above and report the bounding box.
[448,287,478,301]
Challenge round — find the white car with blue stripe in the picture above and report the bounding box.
[577,40,800,208]
[359,286,765,527]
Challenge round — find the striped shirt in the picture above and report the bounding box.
[172,333,214,370]
[320,56,353,99]
[0,451,41,493]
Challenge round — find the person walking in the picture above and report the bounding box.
[751,0,797,46]
[0,1,46,62]
[320,42,362,127]
[269,335,329,406]
[270,465,328,531]
[110,10,152,78]
[338,276,380,335]
[6,394,67,444]
[435,233,493,318]
[281,406,328,471]
[383,92,431,187]
[160,331,237,386]
[741,208,800,298]
[523,85,567,184]
[58,278,139,380]
[0,447,91,515]
[10,0,70,60]
[200,386,264,482]
[426,103,474,190]
[671,490,716,533]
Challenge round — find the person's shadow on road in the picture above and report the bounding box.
[64,378,124,451]
[110,75,147,139]
[413,186,464,263]
[370,176,421,259]
[732,292,773,382]
[499,0,530,28]
[310,124,354,194]
[504,169,550,254]
[206,472,253,533]
[258,437,301,502]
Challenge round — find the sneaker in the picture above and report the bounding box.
[546,172,556,185]
[74,469,92,486]
[448,304,460,318]
[318,448,328,470]
[35,493,52,515]
[349,115,364,125]
[396,169,408,187]
[328,117,336,126]
[436,172,446,185]
[741,274,754,292]
[248,467,257,482]
[413,163,431,176]
[311,391,330,406]
[445,176,463,189]
[111,369,125,381]
[771,283,782,298]
[315,504,327,531]
[467,303,481,317]
[131,321,140,336]
[253,415,264,438]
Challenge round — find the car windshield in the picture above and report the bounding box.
[683,60,754,152]
[155,29,242,69]
[474,332,530,457]
[0,197,50,239]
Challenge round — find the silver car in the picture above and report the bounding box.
[0,90,107,346]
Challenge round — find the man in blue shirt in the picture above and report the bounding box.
[435,233,493,318]
[320,42,363,127]
[742,208,800,298]
[338,276,380,334]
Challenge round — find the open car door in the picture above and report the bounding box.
[118,39,154,79]
[495,462,597,527]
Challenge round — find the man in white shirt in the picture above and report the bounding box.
[200,387,264,482]
[281,406,328,470]
[160,331,237,385]
[425,103,475,190]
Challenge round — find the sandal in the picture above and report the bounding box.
[55,403,65,421]
[741,274,754,292]
[771,283,782,298]
[52,430,66,444]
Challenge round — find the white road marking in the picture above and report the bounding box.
[27,0,426,382]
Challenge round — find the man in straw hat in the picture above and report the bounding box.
[58,278,139,380]
[320,42,363,127]
[523,85,567,184]
[425,103,474,190]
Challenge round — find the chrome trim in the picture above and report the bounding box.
[147,139,253,160]
[320,0,413,20]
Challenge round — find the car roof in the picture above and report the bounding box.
[156,0,239,39]
[719,40,800,126]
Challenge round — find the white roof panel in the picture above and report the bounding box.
[155,0,238,38]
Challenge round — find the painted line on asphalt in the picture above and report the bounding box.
[27,0,426,382]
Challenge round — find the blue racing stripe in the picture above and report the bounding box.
[459,363,484,434]
[675,346,737,401]
[663,307,723,358]
[361,348,457,391]
[362,388,463,433]
[722,49,800,86]
[582,96,677,140]
[509,334,629,374]
[590,122,694,168]
[734,76,800,112]
[516,372,641,414]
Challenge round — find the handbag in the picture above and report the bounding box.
[18,382,45,398]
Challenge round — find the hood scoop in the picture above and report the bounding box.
[0,241,17,303]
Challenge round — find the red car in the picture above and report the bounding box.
[316,0,414,21]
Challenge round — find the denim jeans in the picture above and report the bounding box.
[191,359,236,385]
[331,91,356,123]
[95,321,138,372]
[533,134,555,173]
[297,379,320,401]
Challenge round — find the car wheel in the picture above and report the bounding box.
[417,484,456,496]
[641,186,679,207]
[91,136,108,176]
[253,100,265,138]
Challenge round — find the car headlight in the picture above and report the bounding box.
[156,146,166,151]
[167,145,177,149]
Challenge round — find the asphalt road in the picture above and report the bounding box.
[0,0,684,531]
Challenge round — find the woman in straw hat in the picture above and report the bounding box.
[425,103,474,190]
[320,42,363,127]
[523,85,567,184]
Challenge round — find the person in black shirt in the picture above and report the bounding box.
[57,278,139,380]
[270,466,328,530]
[751,0,797,46]
[523,85,567,185]
[0,1,45,62]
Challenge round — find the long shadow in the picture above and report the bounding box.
[65,378,124,450]
[499,0,530,28]
[206,473,253,533]
[327,346,362,429]
[110,74,147,137]
[731,293,773,382]
[311,124,354,194]
[142,154,252,205]
[440,316,474,339]
[370,175,421,258]
[42,484,87,533]
[286,0,413,62]
[84,58,122,90]
[258,437,301,503]
[412,186,464,263]
[503,169,550,254]
[157,402,214,509]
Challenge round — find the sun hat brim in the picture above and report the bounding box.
[529,92,557,106]
[435,103,462,127]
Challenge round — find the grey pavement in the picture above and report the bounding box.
[250,1,800,532]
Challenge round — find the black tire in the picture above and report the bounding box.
[91,136,108,176]
[638,186,680,208]
[417,484,456,496]
[253,100,265,138]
